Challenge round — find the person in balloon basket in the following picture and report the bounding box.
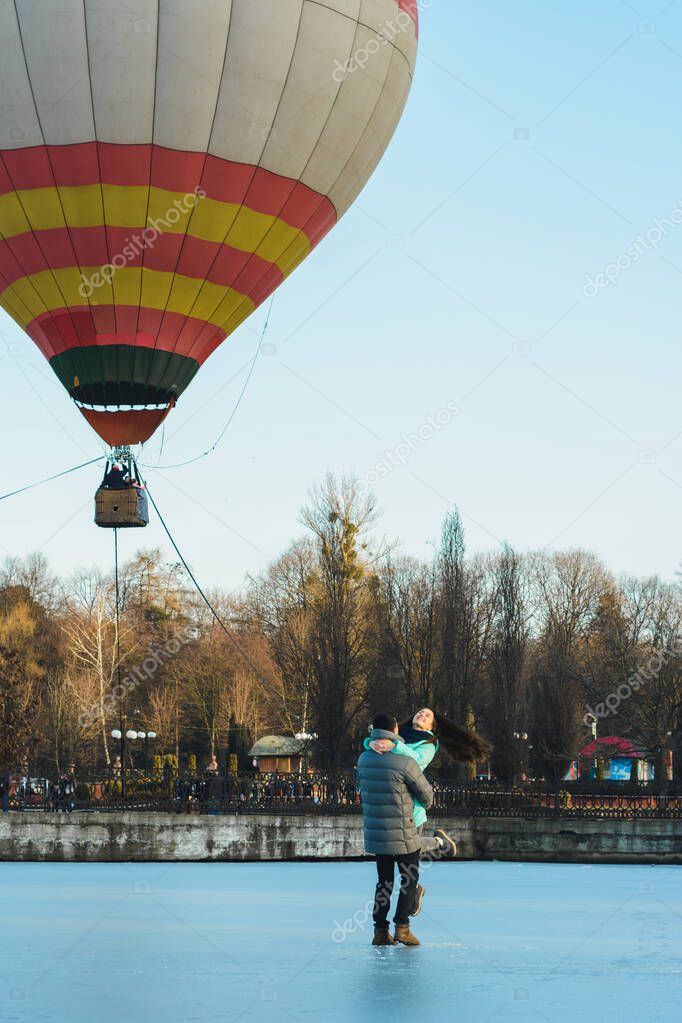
[102,463,130,489]
[356,712,435,947]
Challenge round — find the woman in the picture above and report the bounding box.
[367,707,492,857]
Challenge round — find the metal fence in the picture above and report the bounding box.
[2,770,681,818]
[1,770,361,815]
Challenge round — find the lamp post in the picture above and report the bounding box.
[110,728,131,801]
[137,731,157,772]
[513,732,529,784]
[294,731,318,775]
[110,728,147,801]
[584,713,598,781]
[112,729,156,771]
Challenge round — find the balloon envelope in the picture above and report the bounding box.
[0,0,417,445]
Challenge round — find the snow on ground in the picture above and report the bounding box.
[0,861,680,1023]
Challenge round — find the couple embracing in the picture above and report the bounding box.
[357,706,491,947]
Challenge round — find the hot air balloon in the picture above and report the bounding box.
[0,0,418,451]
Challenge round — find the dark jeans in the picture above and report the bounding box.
[417,823,440,855]
[373,850,420,928]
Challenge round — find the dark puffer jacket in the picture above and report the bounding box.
[357,728,434,855]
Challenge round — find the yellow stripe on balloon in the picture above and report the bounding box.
[0,185,311,272]
[0,266,256,333]
[0,285,37,333]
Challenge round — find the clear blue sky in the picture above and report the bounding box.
[2,0,681,589]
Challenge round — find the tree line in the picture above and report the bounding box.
[1,474,680,785]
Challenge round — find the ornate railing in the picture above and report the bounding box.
[431,782,682,819]
[1,770,681,818]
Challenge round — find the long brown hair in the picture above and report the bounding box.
[401,710,492,765]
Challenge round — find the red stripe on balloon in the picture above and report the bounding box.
[396,1,419,33]
[27,307,227,365]
[0,143,337,238]
[79,406,173,448]
[0,227,284,303]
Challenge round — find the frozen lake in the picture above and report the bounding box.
[0,860,680,1022]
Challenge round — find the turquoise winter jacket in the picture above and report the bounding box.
[362,733,437,828]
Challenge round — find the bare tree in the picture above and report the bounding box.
[148,683,180,760]
[485,546,531,785]
[0,597,43,765]
[376,556,439,709]
[3,497,681,785]
[436,510,466,717]
[246,541,318,735]
[436,513,495,731]
[620,581,682,788]
[301,474,380,765]
[1,553,59,612]
[63,585,140,765]
[529,550,608,781]
[177,629,233,760]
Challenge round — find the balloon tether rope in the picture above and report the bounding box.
[144,295,275,471]
[134,456,295,718]
[0,456,104,503]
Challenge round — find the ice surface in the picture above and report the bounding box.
[0,860,680,1022]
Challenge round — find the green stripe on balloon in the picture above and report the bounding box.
[49,347,199,407]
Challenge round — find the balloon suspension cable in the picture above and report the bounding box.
[0,456,104,503]
[134,456,283,706]
[112,527,129,773]
[113,527,125,767]
[144,294,275,471]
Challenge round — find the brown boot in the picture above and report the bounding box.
[395,924,420,946]
[411,884,426,917]
[372,927,396,946]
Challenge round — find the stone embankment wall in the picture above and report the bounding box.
[1,813,681,863]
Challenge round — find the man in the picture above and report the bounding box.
[103,463,129,489]
[357,712,434,947]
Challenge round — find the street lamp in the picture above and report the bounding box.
[584,714,598,781]
[135,731,157,771]
[513,732,529,784]
[109,728,143,768]
[294,731,318,774]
